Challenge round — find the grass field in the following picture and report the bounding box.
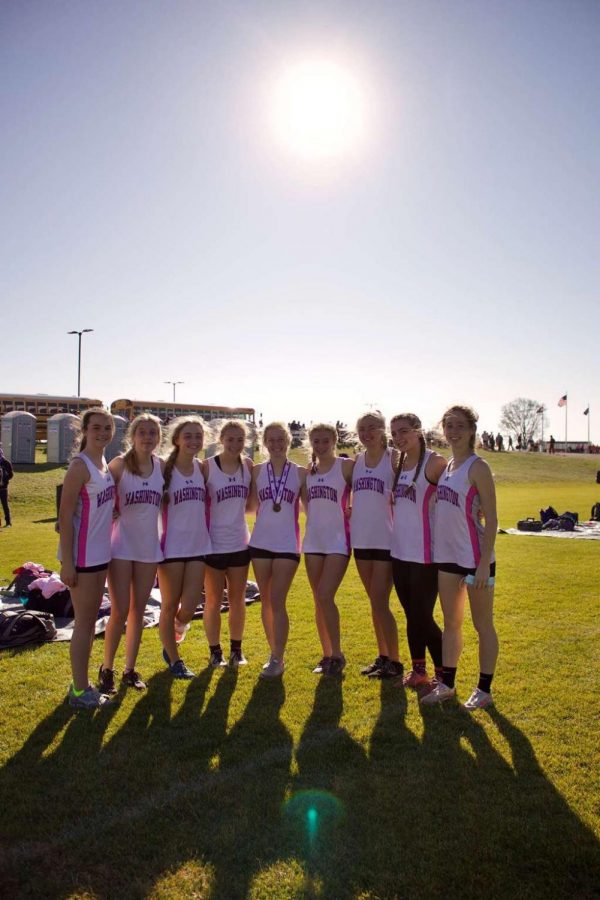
[0,451,599,899]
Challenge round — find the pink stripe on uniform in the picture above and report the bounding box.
[77,486,91,567]
[465,485,481,566]
[421,483,436,565]
[341,484,351,553]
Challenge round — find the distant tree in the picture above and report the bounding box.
[499,398,547,446]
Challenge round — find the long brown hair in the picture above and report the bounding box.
[441,404,479,451]
[122,413,162,476]
[307,423,338,474]
[161,416,206,506]
[74,408,114,454]
[390,413,427,493]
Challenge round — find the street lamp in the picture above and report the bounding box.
[164,381,184,402]
[67,329,94,397]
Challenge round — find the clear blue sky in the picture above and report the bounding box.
[2,0,598,440]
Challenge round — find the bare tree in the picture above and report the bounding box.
[499,398,547,445]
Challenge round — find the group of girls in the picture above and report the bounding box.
[58,403,498,714]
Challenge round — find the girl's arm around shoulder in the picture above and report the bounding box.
[108,456,126,485]
[246,462,261,513]
[425,452,447,485]
[342,457,355,485]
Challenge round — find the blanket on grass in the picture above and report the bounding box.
[500,522,600,540]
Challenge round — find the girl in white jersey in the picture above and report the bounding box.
[58,408,116,710]
[98,414,164,696]
[248,422,305,678]
[352,412,403,680]
[390,413,447,688]
[422,405,499,710]
[158,417,212,680]
[303,423,354,677]
[204,420,253,668]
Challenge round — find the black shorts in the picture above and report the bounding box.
[205,549,251,571]
[249,546,300,563]
[354,548,391,562]
[437,561,497,578]
[75,563,109,574]
[160,555,206,565]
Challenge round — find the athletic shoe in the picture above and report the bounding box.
[98,665,117,696]
[229,648,248,667]
[122,669,146,691]
[312,657,331,674]
[324,655,346,677]
[360,656,386,676]
[259,656,284,679]
[373,659,404,680]
[209,650,228,668]
[68,684,112,709]
[169,659,195,679]
[403,669,430,688]
[420,682,456,705]
[174,618,190,644]
[463,687,493,710]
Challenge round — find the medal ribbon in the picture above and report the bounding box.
[267,460,291,508]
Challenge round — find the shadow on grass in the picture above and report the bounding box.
[1,677,599,899]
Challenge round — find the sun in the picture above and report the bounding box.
[269,60,367,161]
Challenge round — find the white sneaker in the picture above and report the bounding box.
[420,682,456,705]
[463,687,493,710]
[259,656,284,679]
[174,618,190,644]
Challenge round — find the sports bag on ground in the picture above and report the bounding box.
[0,609,57,649]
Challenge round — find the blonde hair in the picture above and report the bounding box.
[74,407,114,454]
[260,421,291,458]
[441,404,479,451]
[161,416,207,505]
[122,413,162,476]
[356,410,388,450]
[306,422,338,474]
[390,412,427,493]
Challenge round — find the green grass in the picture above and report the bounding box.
[0,451,599,898]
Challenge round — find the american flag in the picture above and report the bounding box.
[558,394,567,407]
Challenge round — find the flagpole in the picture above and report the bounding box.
[565,396,568,449]
[588,404,590,448]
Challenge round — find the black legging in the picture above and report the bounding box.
[392,558,442,667]
[0,489,10,526]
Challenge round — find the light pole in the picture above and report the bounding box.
[67,329,93,397]
[164,381,184,402]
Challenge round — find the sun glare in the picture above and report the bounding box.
[269,60,367,161]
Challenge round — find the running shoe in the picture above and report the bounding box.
[324,655,346,677]
[377,659,404,680]
[174,617,190,644]
[420,682,456,705]
[259,655,285,679]
[121,669,146,690]
[402,669,430,689]
[209,650,228,668]
[169,659,196,679]
[463,687,493,710]
[229,648,248,667]
[360,656,386,676]
[312,657,331,674]
[68,684,112,709]
[98,665,117,696]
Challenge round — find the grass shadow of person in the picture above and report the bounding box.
[285,675,370,899]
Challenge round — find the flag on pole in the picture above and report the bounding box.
[583,407,589,416]
[558,394,567,407]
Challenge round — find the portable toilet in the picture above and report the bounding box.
[105,415,128,462]
[1,411,36,464]
[47,413,79,464]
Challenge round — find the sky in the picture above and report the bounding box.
[1,0,598,441]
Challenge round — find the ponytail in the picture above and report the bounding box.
[162,447,179,507]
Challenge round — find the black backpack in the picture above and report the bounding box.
[591,503,600,522]
[0,609,57,649]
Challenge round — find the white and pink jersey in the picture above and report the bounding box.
[160,459,211,559]
[58,453,115,568]
[111,457,163,563]
[303,458,351,555]
[250,461,301,554]
[391,450,437,564]
[206,456,251,553]
[434,454,494,569]
[350,449,394,550]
